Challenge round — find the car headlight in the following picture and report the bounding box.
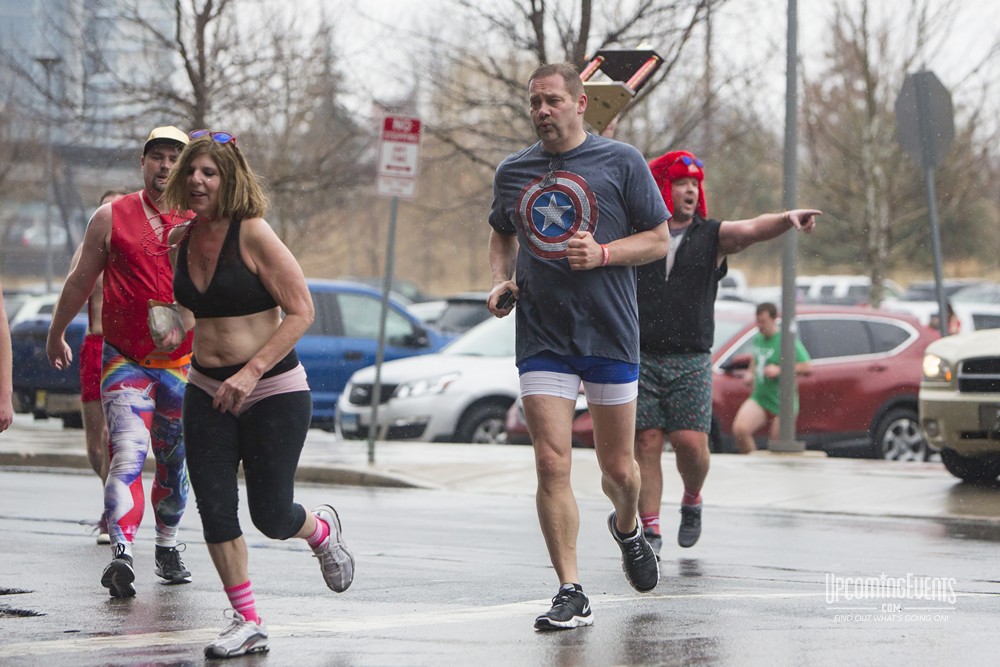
[922,353,952,382]
[393,372,461,399]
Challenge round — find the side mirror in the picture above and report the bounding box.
[720,353,751,373]
[402,327,430,349]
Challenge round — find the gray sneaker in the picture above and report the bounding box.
[101,543,136,598]
[678,503,702,548]
[608,511,659,593]
[204,610,269,658]
[643,529,663,561]
[312,505,355,592]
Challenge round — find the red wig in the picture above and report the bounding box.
[648,150,707,218]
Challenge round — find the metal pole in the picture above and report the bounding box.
[772,0,803,452]
[367,196,399,464]
[913,74,949,337]
[924,167,947,336]
[36,57,61,293]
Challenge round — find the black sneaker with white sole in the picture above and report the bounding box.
[534,585,593,631]
[154,544,192,584]
[608,511,659,592]
[101,543,136,598]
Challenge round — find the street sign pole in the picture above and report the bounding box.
[368,195,398,464]
[924,164,947,337]
[772,0,803,453]
[367,115,422,464]
[915,74,949,338]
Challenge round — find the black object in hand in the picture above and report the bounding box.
[497,289,517,310]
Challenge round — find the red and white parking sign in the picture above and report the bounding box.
[377,115,421,199]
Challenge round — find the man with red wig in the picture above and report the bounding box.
[635,149,820,557]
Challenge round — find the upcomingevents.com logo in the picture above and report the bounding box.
[825,573,957,623]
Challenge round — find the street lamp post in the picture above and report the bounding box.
[35,56,61,293]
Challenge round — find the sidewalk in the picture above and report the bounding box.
[3,414,999,523]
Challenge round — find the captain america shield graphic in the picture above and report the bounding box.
[517,170,599,259]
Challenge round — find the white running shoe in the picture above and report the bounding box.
[204,609,269,658]
[96,516,111,545]
[312,504,355,592]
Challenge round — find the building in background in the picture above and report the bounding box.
[0,0,174,286]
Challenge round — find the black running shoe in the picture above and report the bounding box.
[608,511,659,593]
[534,585,593,631]
[101,544,136,598]
[678,503,702,548]
[154,544,192,584]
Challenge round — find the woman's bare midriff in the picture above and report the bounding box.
[191,308,283,367]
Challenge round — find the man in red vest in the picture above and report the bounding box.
[48,126,194,598]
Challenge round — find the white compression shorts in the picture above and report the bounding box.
[519,371,638,406]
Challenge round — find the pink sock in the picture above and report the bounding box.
[225,580,259,624]
[640,512,660,535]
[682,490,702,506]
[306,513,330,550]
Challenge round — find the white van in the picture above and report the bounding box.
[798,274,903,306]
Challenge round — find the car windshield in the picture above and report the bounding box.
[4,294,26,323]
[713,313,754,353]
[442,314,516,357]
[435,299,492,334]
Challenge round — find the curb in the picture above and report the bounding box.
[295,465,431,489]
[0,453,428,490]
[0,453,100,471]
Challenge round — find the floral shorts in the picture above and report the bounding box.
[636,352,712,433]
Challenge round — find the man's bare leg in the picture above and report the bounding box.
[523,394,580,585]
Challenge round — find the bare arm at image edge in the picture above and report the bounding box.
[0,286,14,432]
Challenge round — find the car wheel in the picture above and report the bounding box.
[61,413,84,429]
[455,402,511,444]
[940,448,1000,484]
[708,417,734,454]
[872,407,929,461]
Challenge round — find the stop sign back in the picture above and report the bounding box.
[895,71,954,168]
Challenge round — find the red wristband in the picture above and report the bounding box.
[600,244,610,267]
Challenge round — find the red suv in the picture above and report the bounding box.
[712,306,939,458]
[505,305,939,459]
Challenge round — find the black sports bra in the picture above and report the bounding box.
[173,219,279,319]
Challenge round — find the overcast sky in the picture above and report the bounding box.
[321,0,999,123]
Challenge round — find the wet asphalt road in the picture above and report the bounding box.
[2,468,1000,666]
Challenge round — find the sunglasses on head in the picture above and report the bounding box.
[189,129,237,145]
[672,155,703,168]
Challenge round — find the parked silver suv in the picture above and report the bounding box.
[919,329,1000,481]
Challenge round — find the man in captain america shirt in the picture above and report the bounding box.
[487,62,670,631]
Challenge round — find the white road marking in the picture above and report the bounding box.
[5,590,990,657]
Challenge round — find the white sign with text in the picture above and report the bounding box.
[377,115,421,199]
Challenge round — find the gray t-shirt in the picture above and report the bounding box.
[489,134,669,364]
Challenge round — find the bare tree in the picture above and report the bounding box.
[0,1,372,253]
[799,0,1000,302]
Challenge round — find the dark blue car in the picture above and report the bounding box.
[299,279,452,429]
[10,279,450,431]
[10,313,88,427]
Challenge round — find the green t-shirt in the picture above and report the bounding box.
[749,331,810,415]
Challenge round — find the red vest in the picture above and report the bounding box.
[102,191,193,364]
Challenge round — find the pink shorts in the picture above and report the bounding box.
[79,333,104,403]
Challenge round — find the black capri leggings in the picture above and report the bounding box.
[183,382,312,544]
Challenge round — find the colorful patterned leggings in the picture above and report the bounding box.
[100,346,189,546]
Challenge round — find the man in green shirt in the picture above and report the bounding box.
[732,302,811,453]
